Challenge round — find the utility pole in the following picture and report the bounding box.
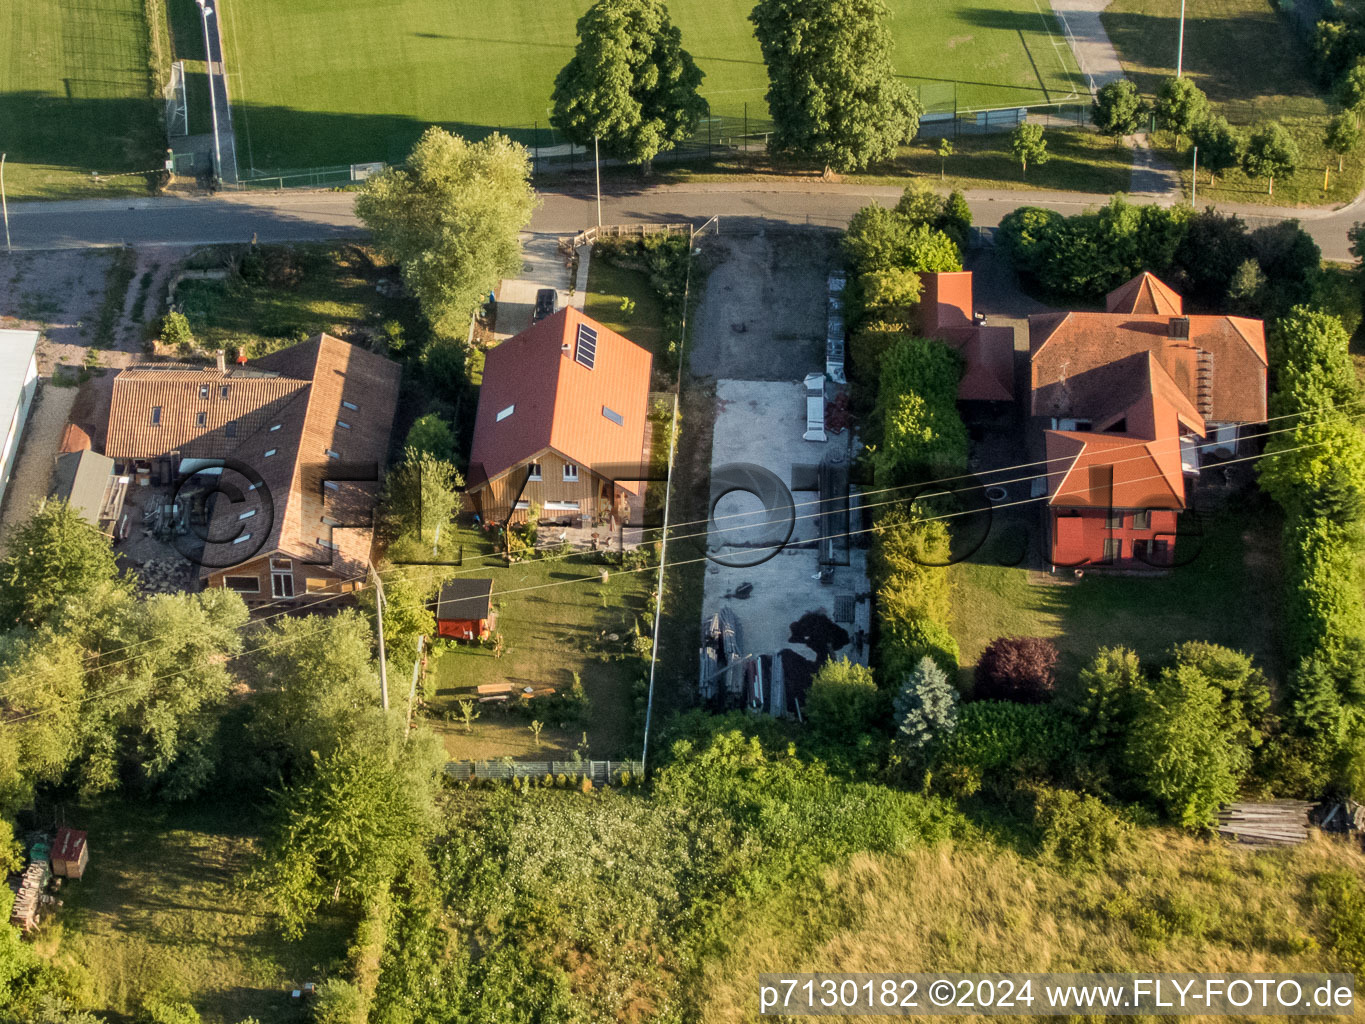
[594,134,602,228]
[369,564,389,710]
[1176,0,1186,78]
[405,634,425,735]
[1191,145,1198,205]
[0,154,10,254]
[196,0,223,182]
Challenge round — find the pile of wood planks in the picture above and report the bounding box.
[1216,801,1315,848]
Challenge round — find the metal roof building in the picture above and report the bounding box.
[0,330,41,515]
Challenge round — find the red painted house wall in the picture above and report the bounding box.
[1050,508,1180,567]
[437,617,489,641]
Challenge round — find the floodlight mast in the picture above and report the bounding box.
[196,0,223,182]
[1177,0,1187,78]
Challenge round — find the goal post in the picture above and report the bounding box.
[165,61,189,138]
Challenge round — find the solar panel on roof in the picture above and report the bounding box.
[575,324,598,369]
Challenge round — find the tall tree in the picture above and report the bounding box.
[551,0,707,173]
[356,129,540,338]
[1326,112,1360,172]
[381,447,464,540]
[1190,115,1244,185]
[1010,123,1049,179]
[0,500,128,632]
[1154,76,1209,144]
[1339,59,1365,126]
[893,655,958,751]
[1242,122,1300,195]
[1091,78,1144,137]
[750,0,921,171]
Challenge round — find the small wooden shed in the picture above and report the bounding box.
[52,827,89,879]
[435,579,494,641]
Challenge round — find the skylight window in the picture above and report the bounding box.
[602,405,624,426]
[221,386,230,398]
[196,411,207,427]
[199,385,209,399]
[270,423,282,431]
[336,420,351,429]
[238,509,256,520]
[150,406,162,425]
[575,324,598,369]
[342,400,358,411]
[325,449,340,460]
[264,448,277,458]
[233,532,252,544]
[496,404,515,422]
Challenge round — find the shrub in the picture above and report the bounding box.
[1030,785,1131,867]
[805,657,883,740]
[975,636,1059,703]
[159,311,194,353]
[933,701,1076,792]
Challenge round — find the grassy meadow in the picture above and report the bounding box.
[221,0,1083,170]
[1102,0,1364,207]
[0,0,167,199]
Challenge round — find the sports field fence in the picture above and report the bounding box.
[216,95,1096,191]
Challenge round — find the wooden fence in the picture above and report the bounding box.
[444,759,643,784]
[561,222,694,253]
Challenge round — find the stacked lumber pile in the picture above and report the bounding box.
[1216,801,1314,848]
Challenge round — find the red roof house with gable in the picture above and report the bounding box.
[467,307,653,525]
[918,271,1015,402]
[1026,272,1267,570]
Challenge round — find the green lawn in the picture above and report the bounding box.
[171,244,399,358]
[583,257,664,359]
[947,507,1284,686]
[0,0,166,199]
[1102,0,1361,207]
[39,800,350,1024]
[427,527,655,762]
[222,0,1083,171]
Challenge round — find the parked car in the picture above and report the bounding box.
[533,288,557,323]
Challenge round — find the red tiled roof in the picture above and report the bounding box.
[920,271,975,332]
[469,307,653,495]
[103,336,399,579]
[918,272,1014,402]
[1044,358,1199,510]
[1030,311,1266,424]
[1106,271,1183,315]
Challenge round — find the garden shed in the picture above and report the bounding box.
[435,579,494,641]
[52,827,89,879]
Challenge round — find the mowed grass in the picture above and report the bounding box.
[699,831,1365,1022]
[223,0,1083,170]
[0,0,165,199]
[37,800,350,1024]
[428,526,654,762]
[583,257,664,358]
[1102,0,1362,207]
[947,506,1284,686]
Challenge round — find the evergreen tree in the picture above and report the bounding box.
[893,655,958,750]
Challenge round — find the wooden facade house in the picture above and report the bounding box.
[466,308,652,528]
[101,337,401,602]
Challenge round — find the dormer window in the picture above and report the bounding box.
[496,404,515,422]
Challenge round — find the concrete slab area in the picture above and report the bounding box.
[494,233,577,340]
[703,379,870,668]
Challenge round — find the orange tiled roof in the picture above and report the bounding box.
[919,272,1015,402]
[103,335,399,578]
[469,307,653,495]
[1030,310,1266,424]
[1106,271,1184,315]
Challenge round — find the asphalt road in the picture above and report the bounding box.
[3,180,1362,260]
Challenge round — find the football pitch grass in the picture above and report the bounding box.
[222,0,1086,173]
[0,0,165,199]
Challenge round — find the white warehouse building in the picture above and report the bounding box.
[0,330,41,514]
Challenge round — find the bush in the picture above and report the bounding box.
[159,311,194,353]
[1030,785,1131,867]
[871,336,967,485]
[805,657,883,740]
[975,637,1059,703]
[933,701,1076,794]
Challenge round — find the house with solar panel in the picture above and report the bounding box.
[466,308,653,533]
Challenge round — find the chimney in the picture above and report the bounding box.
[215,348,226,373]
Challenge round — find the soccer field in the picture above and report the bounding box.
[222,0,1084,173]
[0,0,165,199]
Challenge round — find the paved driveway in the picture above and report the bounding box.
[494,233,579,340]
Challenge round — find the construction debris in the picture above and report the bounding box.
[1216,801,1314,848]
